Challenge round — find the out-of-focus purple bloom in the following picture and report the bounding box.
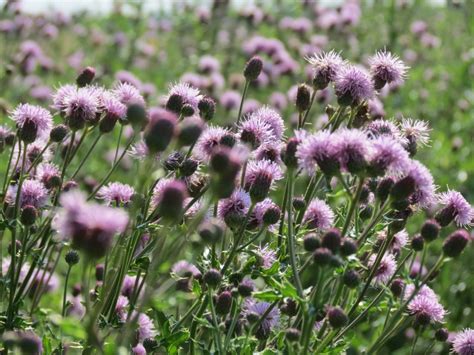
[171,260,202,278]
[136,313,156,342]
[115,70,142,88]
[452,328,474,355]
[269,92,288,111]
[242,99,261,116]
[6,179,48,209]
[132,343,147,355]
[150,178,187,210]
[11,103,53,140]
[198,55,220,73]
[112,82,145,107]
[220,91,241,111]
[303,199,334,230]
[368,253,396,284]
[97,182,135,206]
[115,295,130,322]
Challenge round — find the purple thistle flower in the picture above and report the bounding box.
[97,182,135,206]
[64,86,101,128]
[256,245,277,269]
[368,137,410,176]
[408,295,446,324]
[6,179,48,209]
[52,84,77,112]
[452,328,474,355]
[305,50,345,88]
[366,120,406,144]
[400,118,431,147]
[296,130,339,176]
[218,188,251,226]
[128,139,156,161]
[369,50,408,89]
[335,66,374,106]
[403,284,438,301]
[303,199,334,230]
[167,82,202,111]
[121,275,137,298]
[239,116,272,149]
[249,106,285,141]
[254,141,283,163]
[67,295,86,318]
[220,90,241,111]
[115,70,142,88]
[11,103,53,140]
[112,82,145,107]
[437,190,473,227]
[368,253,396,284]
[333,129,371,174]
[53,190,129,258]
[243,299,280,336]
[36,162,60,188]
[136,312,156,342]
[198,55,221,73]
[132,344,146,355]
[399,160,436,208]
[150,178,187,210]
[101,91,127,121]
[194,126,232,161]
[171,260,202,278]
[253,198,280,227]
[244,159,283,191]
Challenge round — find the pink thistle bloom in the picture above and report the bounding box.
[400,160,436,208]
[64,86,101,126]
[369,50,409,89]
[36,162,60,188]
[6,179,48,208]
[403,284,438,302]
[128,139,152,161]
[305,50,346,87]
[220,90,241,111]
[366,120,406,144]
[112,82,145,107]
[101,91,127,121]
[52,84,77,112]
[198,55,220,73]
[245,159,283,190]
[254,141,283,163]
[150,178,187,210]
[243,298,280,334]
[408,295,446,324]
[132,344,146,355]
[368,253,397,284]
[335,65,374,106]
[303,198,334,230]
[11,103,53,139]
[296,130,339,176]
[97,182,135,206]
[115,295,129,322]
[136,313,156,342]
[249,106,285,141]
[121,275,137,298]
[171,260,202,278]
[452,328,474,355]
[437,190,473,227]
[115,70,142,88]
[218,188,251,222]
[400,118,431,147]
[194,126,232,161]
[253,198,280,228]
[368,137,410,176]
[167,82,202,110]
[333,128,371,173]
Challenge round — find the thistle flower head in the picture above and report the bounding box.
[250,106,285,141]
[400,118,431,147]
[296,130,339,176]
[254,141,283,163]
[11,103,53,141]
[97,182,135,206]
[64,86,101,128]
[218,188,251,227]
[101,91,127,120]
[333,128,371,174]
[52,84,78,112]
[243,299,280,337]
[253,198,281,227]
[112,82,145,107]
[136,313,156,342]
[167,82,202,111]
[452,328,474,355]
[436,190,473,227]
[36,162,60,188]
[369,50,408,89]
[171,260,201,278]
[400,160,436,208]
[306,50,345,88]
[239,116,273,150]
[303,198,335,230]
[195,126,232,161]
[368,137,410,176]
[368,253,397,284]
[335,65,374,106]
[256,245,277,269]
[408,295,446,324]
[245,159,283,190]
[366,120,406,144]
[6,179,48,209]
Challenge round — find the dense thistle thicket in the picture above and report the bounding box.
[1,2,474,355]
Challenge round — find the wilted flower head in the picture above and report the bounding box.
[53,190,129,258]
[303,198,334,230]
[436,190,473,227]
[369,50,408,89]
[97,182,135,206]
[296,130,339,176]
[249,106,285,141]
[11,103,52,141]
[335,66,374,106]
[452,328,474,355]
[368,253,396,284]
[306,50,345,88]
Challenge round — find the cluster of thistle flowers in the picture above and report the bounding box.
[0,48,472,354]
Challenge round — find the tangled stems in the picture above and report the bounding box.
[207,288,224,354]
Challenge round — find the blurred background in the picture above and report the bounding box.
[1,0,473,352]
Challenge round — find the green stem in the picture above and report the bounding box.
[208,289,223,354]
[341,177,365,237]
[236,80,249,126]
[62,266,72,317]
[70,133,102,180]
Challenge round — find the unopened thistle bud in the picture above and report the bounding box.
[20,205,37,226]
[198,97,216,121]
[18,119,38,143]
[443,229,469,258]
[50,124,69,142]
[166,93,183,114]
[295,84,311,112]
[420,219,440,242]
[390,176,416,201]
[343,269,360,289]
[243,56,263,81]
[215,291,233,315]
[292,196,306,211]
[263,205,281,225]
[65,250,80,266]
[328,307,348,328]
[435,328,449,342]
[340,238,357,256]
[158,181,187,221]
[321,228,341,253]
[313,247,333,266]
[181,104,195,117]
[178,118,203,146]
[126,104,147,129]
[203,268,222,287]
[411,235,424,251]
[144,108,177,153]
[198,219,225,244]
[390,278,404,297]
[303,233,320,252]
[179,158,199,177]
[285,328,301,342]
[76,66,96,87]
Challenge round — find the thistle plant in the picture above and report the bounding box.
[0,4,473,354]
